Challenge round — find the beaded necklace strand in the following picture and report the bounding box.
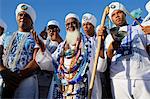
[56,36,90,85]
[3,31,30,70]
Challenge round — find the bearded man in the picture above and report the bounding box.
[33,13,105,99]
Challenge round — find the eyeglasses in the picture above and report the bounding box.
[47,28,59,32]
[18,13,31,19]
[65,21,78,28]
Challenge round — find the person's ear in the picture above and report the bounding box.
[1,28,4,33]
[58,28,60,33]
[79,22,81,28]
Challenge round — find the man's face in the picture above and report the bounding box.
[82,22,95,37]
[65,18,80,45]
[17,11,33,31]
[65,18,80,32]
[47,25,59,41]
[111,10,126,27]
[0,26,4,36]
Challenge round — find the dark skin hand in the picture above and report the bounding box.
[142,26,150,35]
[97,26,108,59]
[19,60,40,79]
[31,29,46,52]
[40,27,47,40]
[107,41,121,59]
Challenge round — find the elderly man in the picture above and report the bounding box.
[0,19,7,97]
[82,13,106,99]
[33,13,105,99]
[98,2,150,99]
[0,19,7,65]
[0,3,40,98]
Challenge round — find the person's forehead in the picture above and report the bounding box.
[48,25,58,29]
[66,18,78,23]
[18,11,28,15]
[112,10,124,15]
[83,22,93,25]
[17,11,31,19]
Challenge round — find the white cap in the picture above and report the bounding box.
[0,19,7,32]
[47,20,60,29]
[15,3,36,23]
[82,13,97,27]
[142,1,150,23]
[145,1,150,12]
[108,2,126,21]
[65,13,80,22]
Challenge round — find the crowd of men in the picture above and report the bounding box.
[0,1,150,99]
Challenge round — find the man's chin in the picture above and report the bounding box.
[66,29,80,45]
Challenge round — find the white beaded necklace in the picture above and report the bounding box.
[3,31,30,70]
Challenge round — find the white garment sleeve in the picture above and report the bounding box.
[93,34,108,72]
[97,57,107,72]
[0,34,4,45]
[96,34,114,72]
[35,48,54,71]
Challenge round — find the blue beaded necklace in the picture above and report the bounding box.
[55,35,91,85]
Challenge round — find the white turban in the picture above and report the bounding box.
[0,19,7,32]
[143,1,150,23]
[15,3,36,23]
[145,1,150,12]
[47,20,60,29]
[108,2,126,21]
[65,13,79,22]
[82,13,97,27]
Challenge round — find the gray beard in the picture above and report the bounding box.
[66,29,80,45]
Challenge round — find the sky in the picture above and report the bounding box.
[0,0,149,39]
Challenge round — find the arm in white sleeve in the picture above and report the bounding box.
[97,34,114,72]
[0,34,4,45]
[97,56,107,72]
[35,48,54,71]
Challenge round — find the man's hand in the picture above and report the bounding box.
[40,27,47,40]
[31,29,46,52]
[0,69,22,90]
[142,26,150,35]
[97,26,108,58]
[97,26,108,41]
[19,60,40,79]
[107,41,121,59]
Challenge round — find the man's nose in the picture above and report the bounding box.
[115,14,120,18]
[84,24,88,28]
[20,15,26,19]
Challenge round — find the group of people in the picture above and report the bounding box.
[0,1,150,99]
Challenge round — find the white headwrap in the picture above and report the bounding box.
[0,19,7,32]
[15,3,36,23]
[65,13,80,22]
[47,20,60,29]
[108,2,126,21]
[145,1,150,12]
[82,13,97,27]
[142,1,150,23]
